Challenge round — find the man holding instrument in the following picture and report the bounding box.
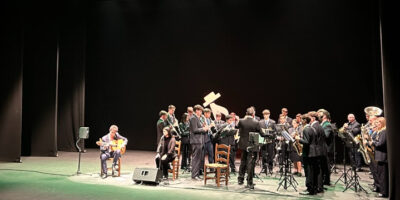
[96,125,128,179]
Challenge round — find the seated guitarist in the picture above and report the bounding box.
[96,125,128,178]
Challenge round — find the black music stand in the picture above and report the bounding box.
[248,132,263,183]
[335,130,352,185]
[276,130,298,191]
[76,127,89,175]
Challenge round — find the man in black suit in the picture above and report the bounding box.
[216,115,237,172]
[280,108,293,128]
[259,109,277,174]
[237,107,260,189]
[157,110,168,147]
[344,113,362,171]
[189,105,209,180]
[296,114,318,195]
[309,111,328,193]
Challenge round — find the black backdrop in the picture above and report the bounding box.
[84,0,382,151]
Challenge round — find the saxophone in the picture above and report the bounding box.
[292,130,303,156]
[356,124,371,165]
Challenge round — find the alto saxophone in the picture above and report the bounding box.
[293,131,303,156]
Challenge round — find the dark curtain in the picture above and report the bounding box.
[380,0,400,199]
[0,0,23,162]
[57,0,87,152]
[21,0,59,156]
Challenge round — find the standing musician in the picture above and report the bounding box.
[187,106,194,119]
[344,113,363,171]
[289,119,302,177]
[214,113,225,126]
[167,105,181,139]
[259,109,277,175]
[155,127,177,180]
[296,115,318,195]
[280,108,293,128]
[179,113,191,170]
[157,110,168,146]
[363,114,378,190]
[317,109,333,186]
[189,105,209,180]
[309,111,329,192]
[369,117,388,198]
[215,115,237,173]
[97,125,128,179]
[203,108,215,166]
[276,114,290,172]
[237,107,261,189]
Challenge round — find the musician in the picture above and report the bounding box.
[296,115,318,195]
[203,108,215,165]
[216,115,237,172]
[157,110,168,145]
[295,113,302,124]
[369,117,388,198]
[309,111,329,192]
[276,115,290,170]
[259,109,277,175]
[317,110,333,186]
[344,113,363,171]
[289,119,302,177]
[237,107,260,189]
[179,113,191,170]
[280,108,293,128]
[230,112,240,126]
[187,106,194,118]
[155,127,177,180]
[189,105,209,180]
[367,117,379,193]
[214,113,225,126]
[167,105,177,125]
[97,125,128,179]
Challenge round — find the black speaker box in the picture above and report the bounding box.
[132,168,162,184]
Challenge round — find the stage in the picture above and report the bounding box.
[0,149,383,200]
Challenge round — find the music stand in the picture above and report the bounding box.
[335,129,352,185]
[76,127,89,175]
[276,130,298,191]
[248,132,263,182]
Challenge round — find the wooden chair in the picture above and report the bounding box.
[168,140,181,180]
[101,157,121,177]
[204,143,231,187]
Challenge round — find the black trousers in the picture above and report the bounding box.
[261,142,275,170]
[155,155,174,178]
[181,142,191,169]
[304,156,319,194]
[376,161,388,196]
[320,155,330,185]
[238,149,257,185]
[191,144,203,178]
[348,147,363,169]
[370,160,378,186]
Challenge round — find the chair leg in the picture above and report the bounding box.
[217,168,221,187]
[226,167,229,186]
[204,165,207,185]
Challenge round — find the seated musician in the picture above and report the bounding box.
[96,125,128,179]
[155,127,177,180]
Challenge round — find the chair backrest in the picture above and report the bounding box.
[214,143,230,165]
[175,140,181,157]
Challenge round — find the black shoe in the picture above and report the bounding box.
[238,179,244,185]
[356,168,363,172]
[191,176,202,181]
[377,193,388,198]
[245,184,255,190]
[199,171,203,175]
[300,191,315,195]
[101,173,107,179]
[317,188,324,193]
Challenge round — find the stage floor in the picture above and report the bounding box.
[0,149,385,200]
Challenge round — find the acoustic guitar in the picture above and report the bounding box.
[96,138,126,155]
